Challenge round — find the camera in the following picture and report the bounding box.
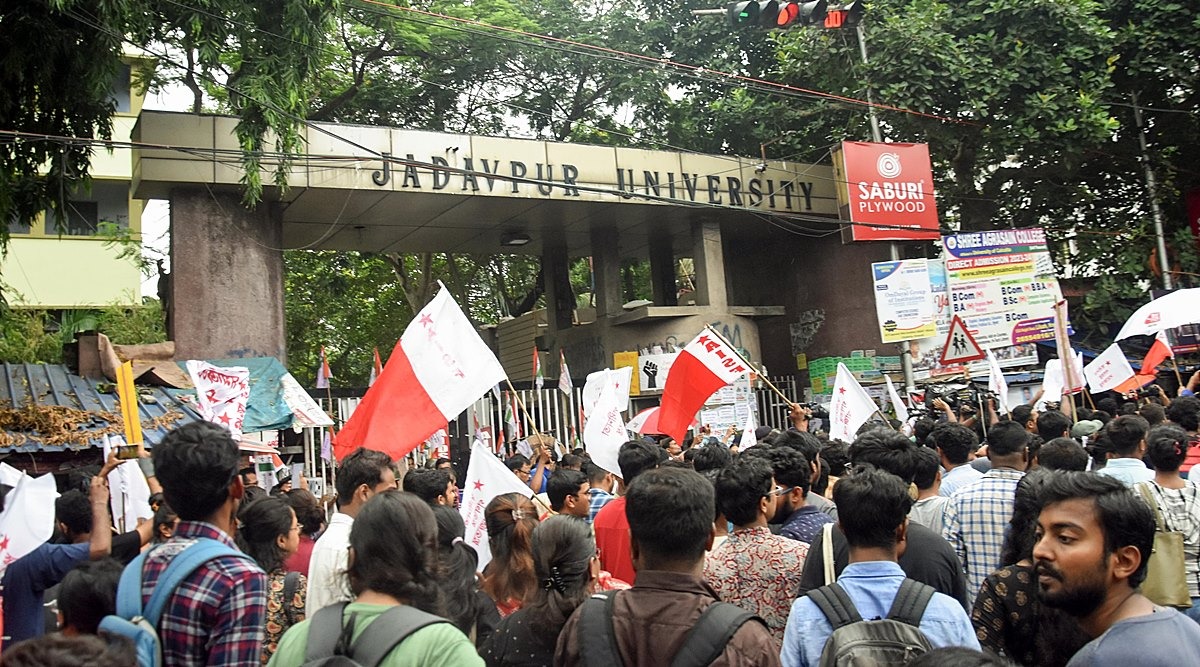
[923,383,994,413]
[798,402,830,420]
[1136,385,1162,399]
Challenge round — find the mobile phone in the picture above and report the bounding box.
[115,444,140,460]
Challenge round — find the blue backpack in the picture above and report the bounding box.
[99,538,245,667]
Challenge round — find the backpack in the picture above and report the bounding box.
[806,578,935,667]
[300,602,451,666]
[98,538,245,667]
[578,590,766,667]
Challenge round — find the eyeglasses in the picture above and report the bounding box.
[768,485,796,497]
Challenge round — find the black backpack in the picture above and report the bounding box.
[301,602,450,667]
[578,590,766,667]
[806,578,935,667]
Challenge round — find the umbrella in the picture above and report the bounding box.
[1115,288,1200,340]
[626,407,665,435]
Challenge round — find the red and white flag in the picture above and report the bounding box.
[657,329,749,444]
[335,286,507,460]
[829,362,878,443]
[1085,343,1136,394]
[460,441,533,569]
[558,350,573,395]
[584,378,628,477]
[369,347,383,387]
[1115,331,1173,393]
[186,360,250,439]
[532,347,544,390]
[316,346,333,389]
[0,463,59,574]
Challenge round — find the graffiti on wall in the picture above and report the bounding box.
[789,309,825,355]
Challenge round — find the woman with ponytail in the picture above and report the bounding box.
[481,493,540,617]
[431,505,500,644]
[1135,424,1200,622]
[268,492,483,666]
[479,516,598,666]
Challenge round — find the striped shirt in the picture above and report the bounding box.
[942,468,1025,594]
[1134,480,1200,598]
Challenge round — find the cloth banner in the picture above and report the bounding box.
[657,330,749,444]
[584,379,628,477]
[460,442,534,569]
[0,464,59,573]
[186,360,251,438]
[829,363,878,443]
[1084,344,1136,394]
[582,367,632,417]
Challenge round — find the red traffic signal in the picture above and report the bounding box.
[823,0,864,27]
[777,0,827,27]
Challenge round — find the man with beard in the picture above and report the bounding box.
[743,445,832,544]
[1033,472,1200,665]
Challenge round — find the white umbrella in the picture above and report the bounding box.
[1115,288,1200,340]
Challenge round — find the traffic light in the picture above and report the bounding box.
[823,0,863,28]
[777,0,827,27]
[727,0,784,28]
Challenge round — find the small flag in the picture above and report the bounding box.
[584,378,628,477]
[0,465,60,574]
[187,360,251,439]
[657,329,750,444]
[1114,331,1172,393]
[558,350,573,395]
[739,410,758,450]
[582,367,633,417]
[985,351,1010,416]
[369,347,383,387]
[532,347,544,390]
[884,374,909,424]
[321,429,332,461]
[1084,343,1137,394]
[316,346,333,389]
[829,362,878,443]
[460,441,534,569]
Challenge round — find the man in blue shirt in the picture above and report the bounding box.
[781,467,979,667]
[1096,415,1154,486]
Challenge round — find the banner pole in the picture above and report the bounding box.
[703,325,794,406]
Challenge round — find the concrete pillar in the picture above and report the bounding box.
[169,187,286,361]
[692,220,728,308]
[542,234,573,332]
[590,225,622,317]
[648,235,678,306]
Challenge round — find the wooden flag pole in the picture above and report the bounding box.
[1170,356,1186,389]
[504,377,542,438]
[703,325,793,406]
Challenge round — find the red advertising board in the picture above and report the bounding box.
[833,141,941,242]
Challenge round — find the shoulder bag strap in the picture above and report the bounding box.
[350,604,450,667]
[114,551,151,618]
[142,538,242,627]
[282,571,301,626]
[579,591,624,667]
[1137,483,1169,533]
[669,601,761,667]
[885,578,935,627]
[822,522,835,586]
[806,583,862,629]
[304,602,351,661]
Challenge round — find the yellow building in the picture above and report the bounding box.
[1,55,151,309]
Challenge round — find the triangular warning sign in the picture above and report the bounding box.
[939,315,986,365]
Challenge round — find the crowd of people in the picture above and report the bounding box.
[1,385,1200,666]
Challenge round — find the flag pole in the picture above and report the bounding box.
[703,325,794,406]
[504,377,542,438]
[1170,356,1186,389]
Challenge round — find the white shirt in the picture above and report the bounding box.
[305,511,354,616]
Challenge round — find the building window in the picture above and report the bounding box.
[7,212,31,235]
[46,201,99,236]
[110,64,133,113]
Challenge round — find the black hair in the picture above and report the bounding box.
[148,492,165,511]
[1036,410,1072,441]
[560,454,583,470]
[1037,472,1156,588]
[753,445,811,494]
[849,429,921,483]
[906,647,1013,667]
[524,516,595,633]
[58,558,124,634]
[1091,409,1113,424]
[1000,468,1054,566]
[1145,424,1190,472]
[1096,397,1119,416]
[986,420,1031,457]
[1011,404,1035,427]
[430,505,486,636]
[152,502,178,544]
[928,422,978,465]
[153,421,241,520]
[403,468,452,505]
[1037,438,1088,472]
[334,448,395,508]
[912,417,938,447]
[833,465,913,550]
[547,469,587,511]
[1165,396,1200,432]
[617,440,660,483]
[1138,402,1165,426]
[55,490,92,537]
[626,467,713,565]
[504,454,530,473]
[812,458,831,497]
[583,461,609,485]
[912,445,941,491]
[690,442,733,474]
[820,441,850,477]
[774,430,823,466]
[239,466,256,480]
[0,633,136,667]
[1119,401,1139,416]
[284,488,325,536]
[235,496,296,574]
[348,491,444,614]
[714,456,774,526]
[1104,414,1149,456]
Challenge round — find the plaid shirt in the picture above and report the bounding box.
[942,468,1024,594]
[587,488,615,524]
[140,521,268,667]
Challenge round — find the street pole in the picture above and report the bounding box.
[856,21,917,394]
[1132,93,1173,290]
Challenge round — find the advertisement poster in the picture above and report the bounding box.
[872,259,936,343]
[911,259,1038,379]
[942,228,1063,350]
[833,141,941,241]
